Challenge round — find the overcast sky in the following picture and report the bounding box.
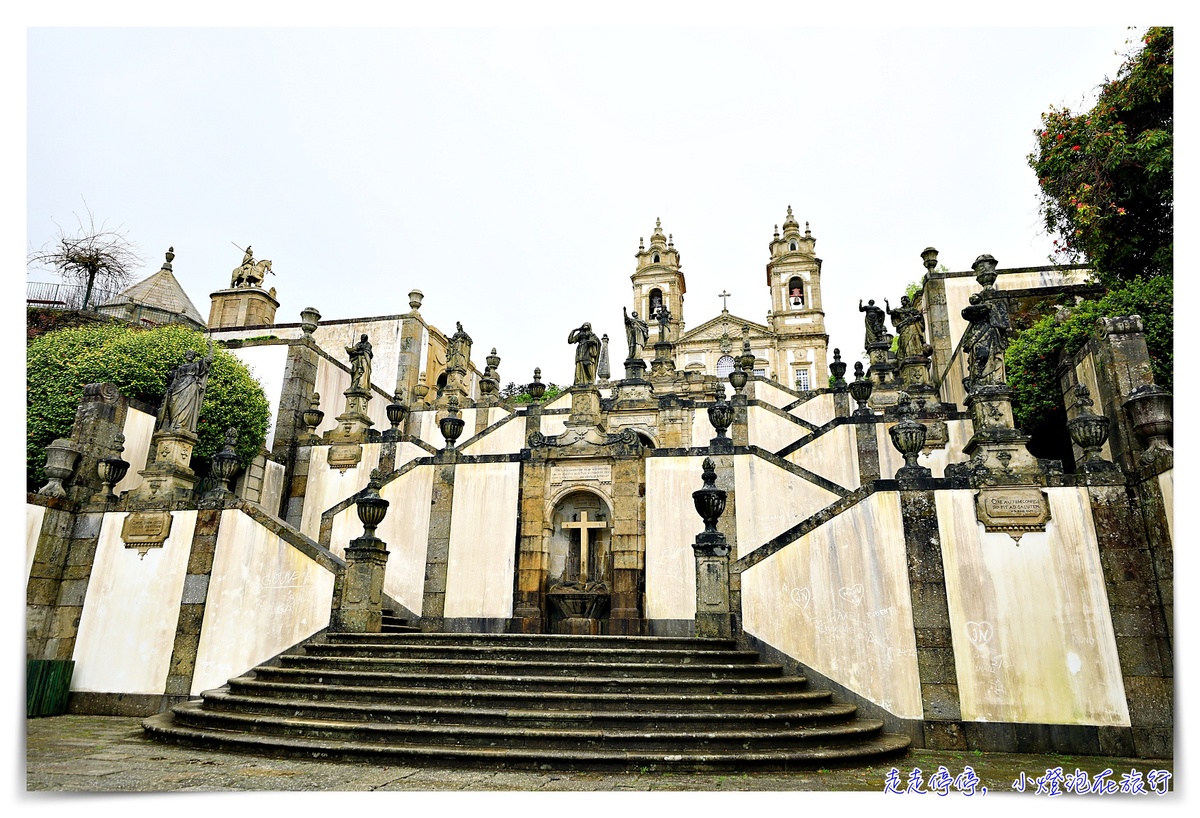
[23,20,1142,391]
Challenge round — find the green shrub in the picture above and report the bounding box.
[27,323,271,487]
[1006,276,1172,442]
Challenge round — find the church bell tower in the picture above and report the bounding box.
[766,207,828,391]
[631,219,686,341]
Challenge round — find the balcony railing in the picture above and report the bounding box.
[27,281,121,311]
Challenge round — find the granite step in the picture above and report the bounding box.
[143,632,912,771]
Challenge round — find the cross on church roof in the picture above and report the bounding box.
[718,290,731,312]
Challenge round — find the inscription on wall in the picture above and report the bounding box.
[974,487,1051,543]
[550,464,612,485]
[121,510,173,558]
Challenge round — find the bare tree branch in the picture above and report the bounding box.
[28,203,144,310]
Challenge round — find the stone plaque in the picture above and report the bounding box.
[609,414,656,428]
[551,464,612,485]
[974,487,1051,543]
[122,510,173,555]
[328,443,363,471]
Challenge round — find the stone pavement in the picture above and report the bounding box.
[23,715,1176,798]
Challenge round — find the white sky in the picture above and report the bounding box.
[20,15,1146,390]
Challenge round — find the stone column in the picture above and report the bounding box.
[330,471,391,634]
[1085,476,1173,759]
[395,292,427,410]
[898,488,963,749]
[691,458,732,639]
[420,456,457,632]
[608,456,643,635]
[512,458,548,633]
[164,502,227,702]
[26,501,78,660]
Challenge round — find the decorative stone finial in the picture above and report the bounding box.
[408,290,424,311]
[163,247,175,270]
[973,254,999,289]
[299,307,321,337]
[692,457,727,539]
[921,247,939,272]
[829,348,847,390]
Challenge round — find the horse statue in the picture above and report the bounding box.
[230,259,274,288]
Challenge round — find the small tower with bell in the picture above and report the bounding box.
[631,219,686,342]
[765,207,828,391]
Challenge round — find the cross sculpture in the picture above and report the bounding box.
[561,511,607,583]
[718,290,731,312]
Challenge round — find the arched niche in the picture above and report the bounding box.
[545,488,613,590]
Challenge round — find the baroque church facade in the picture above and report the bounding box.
[26,212,1173,765]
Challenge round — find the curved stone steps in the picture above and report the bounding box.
[275,654,787,680]
[163,700,891,753]
[226,676,833,713]
[144,708,912,772]
[196,688,861,730]
[143,632,911,771]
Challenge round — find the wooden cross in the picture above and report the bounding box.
[561,511,607,583]
[718,290,731,312]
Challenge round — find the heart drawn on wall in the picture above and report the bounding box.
[790,587,811,610]
[838,584,864,607]
[966,621,993,646]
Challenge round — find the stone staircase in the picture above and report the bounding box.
[143,632,911,771]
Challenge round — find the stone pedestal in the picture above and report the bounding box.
[649,342,676,380]
[131,428,199,502]
[208,287,279,329]
[623,358,647,382]
[332,534,390,633]
[438,367,469,410]
[693,536,732,639]
[565,385,602,428]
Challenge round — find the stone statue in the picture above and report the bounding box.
[961,294,1008,391]
[158,338,216,434]
[859,299,887,347]
[446,321,472,371]
[623,307,649,360]
[567,322,602,385]
[345,334,373,392]
[886,295,928,359]
[242,246,254,267]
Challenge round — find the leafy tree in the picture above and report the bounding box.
[27,323,271,488]
[27,207,145,310]
[1028,27,1172,286]
[499,380,565,406]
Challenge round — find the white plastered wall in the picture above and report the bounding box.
[786,424,859,489]
[300,444,384,539]
[26,503,47,581]
[313,357,391,435]
[936,488,1129,726]
[644,455,707,621]
[192,510,335,694]
[753,380,795,409]
[747,405,807,453]
[71,511,196,695]
[789,392,835,427]
[227,344,287,450]
[741,492,923,719]
[733,455,839,560]
[116,407,156,494]
[540,413,568,437]
[463,415,526,456]
[329,464,434,614]
[444,462,521,619]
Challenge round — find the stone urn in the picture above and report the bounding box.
[1124,384,1173,464]
[1067,384,1112,468]
[848,361,874,414]
[888,393,929,478]
[829,348,847,390]
[38,439,81,498]
[385,393,409,438]
[440,397,466,449]
[728,366,747,393]
[96,455,130,504]
[299,307,321,337]
[302,392,325,437]
[691,457,727,536]
[528,368,547,402]
[408,290,424,312]
[355,470,390,537]
[209,428,241,494]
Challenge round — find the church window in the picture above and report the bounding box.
[788,277,805,308]
[795,368,810,391]
[753,368,766,377]
[716,355,736,378]
[789,240,798,251]
[652,253,660,263]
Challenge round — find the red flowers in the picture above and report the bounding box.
[1071,145,1082,151]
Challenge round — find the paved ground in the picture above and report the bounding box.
[21,714,1176,799]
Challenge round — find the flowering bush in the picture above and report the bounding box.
[1028,27,1172,286]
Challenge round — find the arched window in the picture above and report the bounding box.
[788,276,805,308]
[789,240,798,251]
[648,288,664,317]
[652,253,660,263]
[716,355,736,378]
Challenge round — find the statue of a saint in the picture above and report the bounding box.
[346,334,373,392]
[446,321,472,371]
[961,294,1008,391]
[158,338,216,434]
[567,322,602,385]
[623,307,649,361]
[886,295,928,360]
[859,299,887,347]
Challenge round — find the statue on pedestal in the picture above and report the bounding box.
[346,334,373,392]
[158,338,215,434]
[623,307,649,360]
[859,299,887,347]
[886,295,928,359]
[446,321,472,372]
[961,294,1008,391]
[568,322,602,385]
